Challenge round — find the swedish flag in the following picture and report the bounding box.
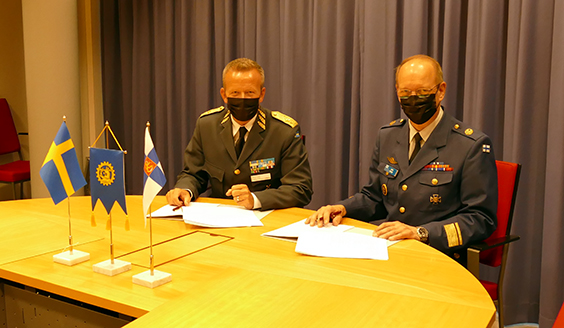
[40,122,87,205]
[90,148,127,214]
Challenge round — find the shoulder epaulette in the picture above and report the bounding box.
[451,122,484,140]
[382,118,406,128]
[200,106,225,118]
[271,111,298,128]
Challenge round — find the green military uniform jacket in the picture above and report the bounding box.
[339,111,498,262]
[175,106,313,210]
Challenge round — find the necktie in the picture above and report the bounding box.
[409,133,422,164]
[235,127,247,158]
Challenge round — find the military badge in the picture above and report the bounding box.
[249,158,275,174]
[387,157,398,164]
[423,162,453,171]
[430,194,441,205]
[384,164,399,178]
[482,144,491,153]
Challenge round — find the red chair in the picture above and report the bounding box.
[554,302,564,328]
[467,160,521,328]
[0,98,30,199]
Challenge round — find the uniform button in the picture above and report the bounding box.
[454,253,460,259]
[399,207,405,214]
[432,178,438,185]
[234,169,241,175]
[454,124,460,129]
[402,184,408,191]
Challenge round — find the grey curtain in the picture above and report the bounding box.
[100,0,564,326]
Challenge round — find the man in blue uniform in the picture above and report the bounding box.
[167,58,313,210]
[307,55,497,263]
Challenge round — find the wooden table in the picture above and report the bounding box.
[0,196,495,327]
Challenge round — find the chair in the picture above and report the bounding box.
[0,98,30,199]
[554,301,564,328]
[467,160,521,328]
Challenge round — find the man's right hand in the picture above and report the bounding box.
[166,188,192,207]
[305,205,346,227]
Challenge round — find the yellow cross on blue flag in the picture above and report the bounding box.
[40,121,87,205]
[90,148,127,214]
[142,125,166,219]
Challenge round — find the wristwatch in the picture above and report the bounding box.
[416,227,429,244]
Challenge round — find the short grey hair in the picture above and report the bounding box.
[222,58,265,88]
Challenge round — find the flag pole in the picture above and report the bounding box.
[104,121,116,265]
[149,205,154,276]
[62,116,74,255]
[147,121,155,276]
[67,196,73,254]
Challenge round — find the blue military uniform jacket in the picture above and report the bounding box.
[339,111,498,261]
[175,106,313,210]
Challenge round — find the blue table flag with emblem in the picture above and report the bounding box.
[90,147,127,215]
[40,122,87,205]
[143,125,166,220]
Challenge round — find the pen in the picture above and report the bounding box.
[172,205,182,211]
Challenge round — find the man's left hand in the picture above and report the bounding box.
[373,221,419,241]
[226,184,254,209]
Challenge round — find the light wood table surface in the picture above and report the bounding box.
[0,196,495,327]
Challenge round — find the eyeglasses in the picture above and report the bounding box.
[397,83,441,98]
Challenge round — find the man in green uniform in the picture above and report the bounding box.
[166,58,313,210]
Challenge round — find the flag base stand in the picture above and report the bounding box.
[93,259,131,276]
[53,250,90,266]
[132,270,171,288]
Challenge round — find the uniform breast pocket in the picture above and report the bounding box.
[418,171,456,212]
[204,162,224,185]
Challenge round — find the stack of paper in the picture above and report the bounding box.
[263,220,398,260]
[261,219,353,242]
[149,203,270,228]
[295,229,390,260]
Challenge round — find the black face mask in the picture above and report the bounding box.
[400,93,438,125]
[227,97,260,122]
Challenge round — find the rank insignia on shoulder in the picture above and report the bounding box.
[384,164,398,178]
[388,119,405,126]
[387,157,398,164]
[271,111,298,128]
[482,144,491,153]
[200,106,225,118]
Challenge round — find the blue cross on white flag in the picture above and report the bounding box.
[143,125,166,222]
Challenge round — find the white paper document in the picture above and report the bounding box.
[295,229,390,260]
[149,203,269,228]
[262,219,353,242]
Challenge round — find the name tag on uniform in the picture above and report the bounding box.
[251,173,271,182]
